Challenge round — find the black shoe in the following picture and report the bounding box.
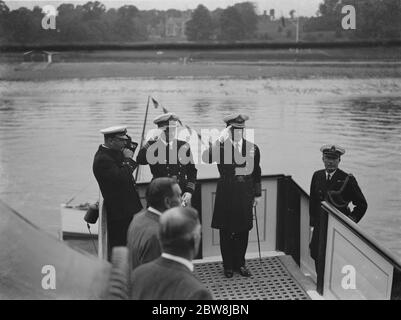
[239,266,252,277]
[224,269,234,278]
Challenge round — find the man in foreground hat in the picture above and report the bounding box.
[137,113,197,207]
[309,145,368,269]
[202,114,262,278]
[93,126,143,260]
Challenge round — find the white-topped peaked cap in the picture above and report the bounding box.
[153,113,180,128]
[100,125,129,139]
[320,144,346,158]
[223,114,249,128]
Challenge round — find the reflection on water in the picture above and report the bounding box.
[0,78,400,256]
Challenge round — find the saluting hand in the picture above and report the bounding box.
[218,125,232,143]
[149,128,165,142]
[123,148,134,159]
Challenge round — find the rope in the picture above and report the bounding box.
[87,223,98,255]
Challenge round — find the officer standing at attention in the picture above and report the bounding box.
[137,113,197,207]
[309,145,368,269]
[202,114,262,278]
[93,126,143,260]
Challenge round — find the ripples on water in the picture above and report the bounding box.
[0,78,400,256]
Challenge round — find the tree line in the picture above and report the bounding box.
[303,0,401,39]
[0,0,400,45]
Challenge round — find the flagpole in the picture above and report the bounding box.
[153,98,206,145]
[135,96,151,182]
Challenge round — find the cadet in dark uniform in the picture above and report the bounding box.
[93,126,143,260]
[202,114,262,278]
[309,145,368,268]
[137,113,197,207]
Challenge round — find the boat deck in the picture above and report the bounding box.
[194,255,314,300]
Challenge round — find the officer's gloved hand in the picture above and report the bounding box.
[218,125,232,143]
[149,128,165,142]
[182,192,192,207]
[123,148,134,159]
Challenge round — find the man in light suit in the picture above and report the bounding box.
[127,177,182,270]
[130,207,213,300]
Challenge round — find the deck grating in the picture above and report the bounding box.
[194,256,310,300]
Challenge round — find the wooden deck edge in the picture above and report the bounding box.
[278,255,324,300]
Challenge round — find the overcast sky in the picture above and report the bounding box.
[4,0,323,17]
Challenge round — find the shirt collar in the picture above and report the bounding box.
[148,207,163,217]
[326,170,337,179]
[161,253,194,272]
[160,138,174,146]
[230,138,243,149]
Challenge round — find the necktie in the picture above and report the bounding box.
[235,142,241,154]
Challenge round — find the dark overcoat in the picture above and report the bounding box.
[203,139,262,232]
[309,168,368,260]
[93,145,143,223]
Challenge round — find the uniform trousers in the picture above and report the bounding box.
[219,230,249,270]
[107,217,133,261]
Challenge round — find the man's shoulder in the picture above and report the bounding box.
[131,258,212,299]
[94,146,115,161]
[177,271,212,298]
[176,139,191,148]
[132,258,160,277]
[313,169,326,177]
[335,169,350,179]
[131,209,159,227]
[243,139,259,151]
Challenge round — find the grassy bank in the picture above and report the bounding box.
[1,47,401,63]
[1,61,400,81]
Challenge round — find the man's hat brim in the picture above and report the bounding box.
[224,114,249,128]
[320,144,345,157]
[114,134,130,140]
[228,123,246,129]
[157,121,179,128]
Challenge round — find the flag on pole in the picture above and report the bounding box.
[185,125,203,143]
[152,97,169,114]
[151,97,159,109]
[150,97,205,144]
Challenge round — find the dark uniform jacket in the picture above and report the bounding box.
[202,139,262,232]
[93,145,143,223]
[127,209,161,270]
[137,139,197,194]
[131,257,213,300]
[309,168,368,260]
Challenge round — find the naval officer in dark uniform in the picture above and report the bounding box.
[93,126,143,260]
[137,113,197,207]
[309,145,368,268]
[202,114,262,278]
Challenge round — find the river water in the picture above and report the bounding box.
[0,77,400,256]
